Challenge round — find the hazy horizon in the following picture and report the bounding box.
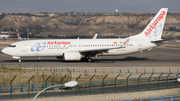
[0,0,180,13]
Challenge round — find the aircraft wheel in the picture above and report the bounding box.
[87,58,92,62]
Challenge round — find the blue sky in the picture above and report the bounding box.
[0,0,180,13]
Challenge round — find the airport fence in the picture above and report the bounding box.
[1,64,180,74]
[21,67,180,74]
[0,72,180,100]
[0,83,59,94]
[1,65,180,100]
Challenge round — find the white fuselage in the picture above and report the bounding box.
[2,38,159,58]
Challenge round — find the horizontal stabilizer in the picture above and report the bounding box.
[151,38,176,43]
[151,39,164,43]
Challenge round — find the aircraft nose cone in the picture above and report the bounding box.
[2,48,8,54]
[2,48,5,53]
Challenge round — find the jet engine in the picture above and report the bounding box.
[63,51,82,61]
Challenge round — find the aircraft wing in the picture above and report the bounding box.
[79,47,122,55]
[79,38,129,56]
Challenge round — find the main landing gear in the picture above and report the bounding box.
[87,58,92,62]
[82,57,92,62]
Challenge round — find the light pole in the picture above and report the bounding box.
[32,81,78,101]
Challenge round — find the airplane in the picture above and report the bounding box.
[0,31,11,40]
[2,8,168,62]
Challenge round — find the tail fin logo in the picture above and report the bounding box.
[144,11,166,37]
[149,24,162,38]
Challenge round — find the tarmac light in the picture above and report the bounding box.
[32,81,78,101]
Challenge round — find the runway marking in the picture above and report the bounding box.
[91,64,99,67]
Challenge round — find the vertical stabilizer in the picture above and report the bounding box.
[133,8,168,40]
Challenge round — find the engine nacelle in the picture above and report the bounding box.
[63,51,81,61]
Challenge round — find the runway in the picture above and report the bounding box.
[0,43,180,67]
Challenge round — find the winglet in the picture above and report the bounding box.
[93,33,98,39]
[122,39,130,47]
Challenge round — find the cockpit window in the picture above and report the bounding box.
[8,45,16,47]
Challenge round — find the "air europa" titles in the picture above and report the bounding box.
[47,41,71,45]
[144,11,166,37]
